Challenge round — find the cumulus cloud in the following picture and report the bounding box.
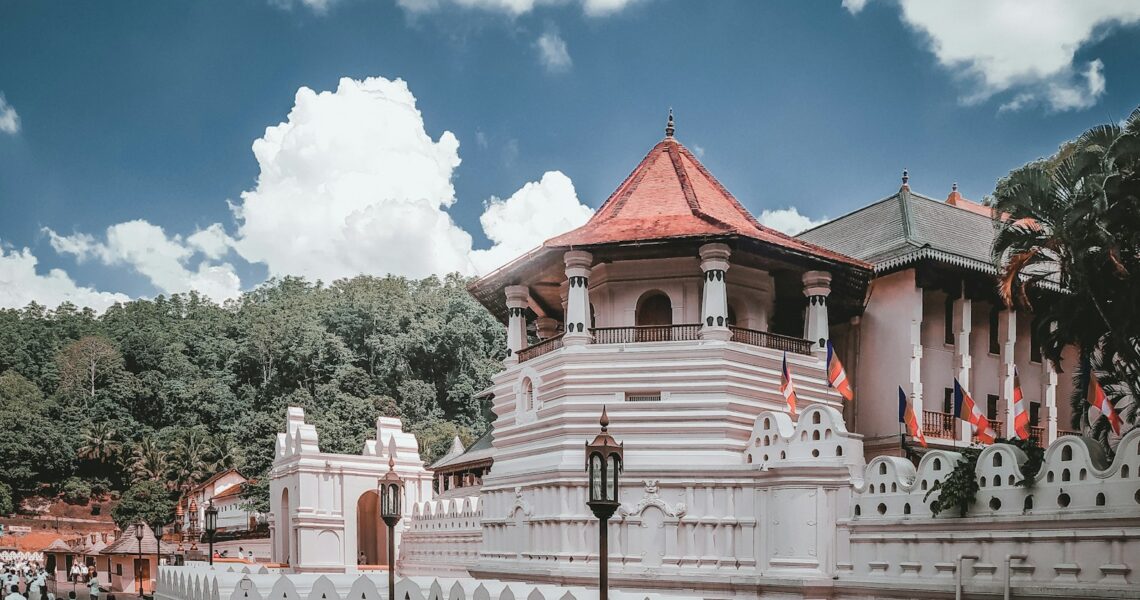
[46,220,242,303]
[759,207,827,236]
[0,242,129,311]
[0,93,20,135]
[846,0,1140,112]
[536,30,572,73]
[471,171,593,273]
[33,75,593,309]
[394,0,641,17]
[231,76,593,281]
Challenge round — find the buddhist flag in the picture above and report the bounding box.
[781,353,798,417]
[1087,374,1122,436]
[826,340,854,401]
[954,379,995,444]
[1011,367,1030,440]
[898,386,926,447]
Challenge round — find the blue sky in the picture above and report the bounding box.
[1,0,1139,309]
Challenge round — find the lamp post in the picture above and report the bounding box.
[133,522,145,598]
[585,407,623,600]
[204,500,218,566]
[151,520,165,594]
[379,456,403,600]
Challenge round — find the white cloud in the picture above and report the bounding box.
[394,0,641,17]
[231,76,593,281]
[847,0,1140,112]
[32,75,594,309]
[536,30,572,73]
[0,93,20,135]
[46,220,242,303]
[759,207,827,236]
[471,171,593,273]
[0,242,129,311]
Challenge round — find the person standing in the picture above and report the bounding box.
[86,578,99,600]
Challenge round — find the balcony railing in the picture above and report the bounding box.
[1058,428,1081,437]
[518,324,815,362]
[922,410,956,439]
[973,419,1003,443]
[729,326,814,355]
[1029,425,1046,447]
[517,334,563,363]
[590,324,701,344]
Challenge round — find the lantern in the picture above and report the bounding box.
[585,406,623,510]
[379,455,404,522]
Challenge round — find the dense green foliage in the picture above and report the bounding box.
[924,447,980,517]
[112,480,176,530]
[991,105,1140,444]
[0,274,504,514]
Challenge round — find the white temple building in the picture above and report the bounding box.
[162,119,1138,600]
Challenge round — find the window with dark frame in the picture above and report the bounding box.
[1030,322,1042,363]
[944,295,955,345]
[943,387,954,414]
[989,306,1001,355]
[1030,401,1041,427]
[986,394,999,422]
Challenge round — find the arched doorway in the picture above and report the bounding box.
[356,491,389,566]
[636,291,672,341]
[280,488,291,564]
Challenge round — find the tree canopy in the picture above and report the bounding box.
[991,105,1140,446]
[0,274,504,511]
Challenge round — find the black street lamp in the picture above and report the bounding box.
[204,500,218,566]
[585,407,623,600]
[133,522,145,598]
[379,456,404,600]
[151,520,165,594]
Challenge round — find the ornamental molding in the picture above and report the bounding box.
[618,480,687,520]
[508,486,533,518]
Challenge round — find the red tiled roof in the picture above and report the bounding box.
[211,485,244,500]
[544,136,867,268]
[946,186,995,217]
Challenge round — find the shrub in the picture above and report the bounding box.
[61,478,93,505]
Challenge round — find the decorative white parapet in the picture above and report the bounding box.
[400,496,484,576]
[840,427,1140,596]
[154,564,700,600]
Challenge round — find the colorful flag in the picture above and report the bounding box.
[826,340,854,401]
[1087,374,1122,436]
[898,386,926,447]
[1011,367,1030,440]
[954,379,996,444]
[781,353,798,417]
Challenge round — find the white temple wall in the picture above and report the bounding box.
[852,270,920,446]
[268,408,432,573]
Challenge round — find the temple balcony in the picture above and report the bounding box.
[516,324,812,363]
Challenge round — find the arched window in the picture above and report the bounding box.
[522,377,534,412]
[636,291,673,326]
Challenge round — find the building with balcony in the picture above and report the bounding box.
[250,119,1138,600]
[798,176,1079,457]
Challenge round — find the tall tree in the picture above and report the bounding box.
[991,105,1140,446]
[57,336,122,405]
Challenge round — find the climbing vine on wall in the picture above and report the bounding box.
[924,447,980,517]
[1004,437,1045,487]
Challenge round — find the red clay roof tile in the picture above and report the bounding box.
[544,137,865,268]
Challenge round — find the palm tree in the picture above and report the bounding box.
[208,435,245,474]
[129,438,169,485]
[991,106,1140,446]
[77,422,123,464]
[168,430,214,493]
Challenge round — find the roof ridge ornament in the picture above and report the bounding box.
[901,168,909,190]
[665,108,675,138]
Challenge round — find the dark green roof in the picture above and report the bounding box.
[797,188,999,275]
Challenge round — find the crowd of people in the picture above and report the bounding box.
[0,559,107,600]
[0,559,50,600]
